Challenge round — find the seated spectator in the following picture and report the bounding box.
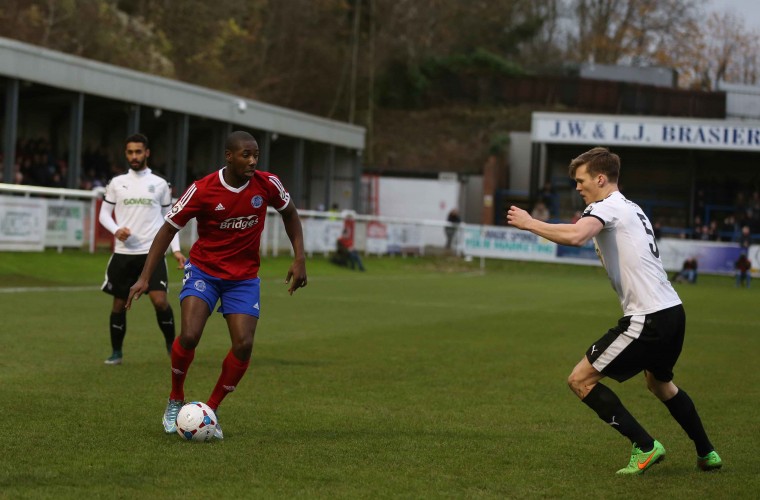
[672,257,698,284]
[735,254,752,288]
[330,212,365,271]
[706,220,719,241]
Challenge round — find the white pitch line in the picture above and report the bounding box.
[0,285,99,293]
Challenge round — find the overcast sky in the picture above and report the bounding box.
[708,0,760,32]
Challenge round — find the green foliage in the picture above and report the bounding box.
[378,49,525,109]
[422,48,526,77]
[1,251,758,497]
[489,131,511,156]
[376,60,431,108]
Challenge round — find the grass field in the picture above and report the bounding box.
[1,250,758,499]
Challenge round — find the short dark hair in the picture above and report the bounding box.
[225,130,256,152]
[568,146,620,182]
[124,133,149,149]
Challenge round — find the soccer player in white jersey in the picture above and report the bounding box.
[507,147,722,474]
[125,130,307,439]
[99,134,186,365]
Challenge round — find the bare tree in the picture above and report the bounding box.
[566,0,701,65]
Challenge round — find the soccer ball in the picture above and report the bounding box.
[175,402,218,442]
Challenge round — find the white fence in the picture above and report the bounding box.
[0,183,102,252]
[0,183,462,256]
[2,183,756,277]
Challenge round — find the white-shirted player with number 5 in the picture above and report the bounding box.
[507,146,722,475]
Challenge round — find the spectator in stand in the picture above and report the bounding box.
[539,181,556,216]
[739,225,752,252]
[328,202,340,221]
[50,171,66,188]
[691,216,702,240]
[735,254,752,288]
[531,200,550,222]
[653,220,663,240]
[707,221,720,241]
[30,152,51,186]
[693,189,706,221]
[722,214,738,242]
[749,191,760,231]
[570,211,582,224]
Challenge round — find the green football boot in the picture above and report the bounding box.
[616,440,666,475]
[104,351,123,365]
[697,450,722,471]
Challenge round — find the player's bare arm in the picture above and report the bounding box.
[280,201,308,295]
[506,205,603,246]
[126,223,180,309]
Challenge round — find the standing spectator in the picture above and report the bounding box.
[707,221,720,241]
[739,225,752,252]
[691,216,703,240]
[653,220,663,240]
[126,130,307,439]
[507,147,721,474]
[531,201,550,222]
[328,202,340,220]
[99,133,186,365]
[539,181,556,216]
[445,208,461,249]
[735,254,752,288]
[721,214,738,242]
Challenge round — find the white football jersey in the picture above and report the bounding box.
[103,168,173,254]
[582,191,681,316]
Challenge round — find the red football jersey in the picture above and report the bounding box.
[165,168,290,280]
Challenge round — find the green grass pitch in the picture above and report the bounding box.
[1,250,758,498]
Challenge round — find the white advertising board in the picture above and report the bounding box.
[45,199,86,247]
[0,195,45,251]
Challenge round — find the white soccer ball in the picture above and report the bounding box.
[175,402,217,442]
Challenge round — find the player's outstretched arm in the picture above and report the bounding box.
[280,201,307,295]
[126,223,180,309]
[506,205,602,247]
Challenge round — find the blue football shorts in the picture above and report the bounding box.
[179,261,261,317]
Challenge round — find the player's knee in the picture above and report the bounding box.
[645,374,676,401]
[151,298,170,311]
[567,372,581,393]
[179,332,201,350]
[232,340,253,360]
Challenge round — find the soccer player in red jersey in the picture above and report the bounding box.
[126,130,307,439]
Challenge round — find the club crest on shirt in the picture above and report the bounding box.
[583,205,594,216]
[251,195,263,208]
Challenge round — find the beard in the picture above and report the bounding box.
[129,160,147,171]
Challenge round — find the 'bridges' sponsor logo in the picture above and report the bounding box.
[219,214,259,230]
